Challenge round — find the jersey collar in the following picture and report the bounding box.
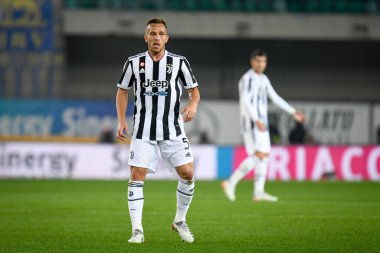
[146,50,167,62]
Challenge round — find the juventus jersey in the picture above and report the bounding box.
[117,50,198,141]
[239,69,295,132]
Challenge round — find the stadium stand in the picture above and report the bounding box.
[63,0,380,13]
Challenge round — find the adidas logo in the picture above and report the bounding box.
[185,152,191,157]
[139,68,145,73]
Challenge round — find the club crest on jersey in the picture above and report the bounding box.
[166,64,173,74]
[140,62,145,67]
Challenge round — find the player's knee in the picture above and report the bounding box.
[245,156,256,169]
[130,167,147,181]
[255,166,267,177]
[181,170,194,181]
[178,165,194,181]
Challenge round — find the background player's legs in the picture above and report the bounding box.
[175,163,194,223]
[228,129,258,187]
[228,155,258,187]
[253,151,268,196]
[222,130,257,201]
[222,155,258,201]
[253,151,278,202]
[128,167,147,234]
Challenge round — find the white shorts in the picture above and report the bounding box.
[128,134,194,173]
[242,128,271,156]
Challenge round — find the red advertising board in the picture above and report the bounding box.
[233,146,380,181]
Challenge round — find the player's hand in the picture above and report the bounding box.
[117,121,129,141]
[182,102,198,122]
[293,111,305,124]
[256,120,266,132]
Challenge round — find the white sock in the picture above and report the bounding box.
[175,178,194,222]
[128,180,144,232]
[228,156,258,187]
[254,158,268,196]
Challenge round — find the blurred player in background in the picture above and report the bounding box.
[116,18,200,243]
[222,50,305,202]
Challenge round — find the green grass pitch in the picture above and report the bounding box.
[0,180,379,252]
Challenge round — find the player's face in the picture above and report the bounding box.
[250,56,267,74]
[144,24,169,54]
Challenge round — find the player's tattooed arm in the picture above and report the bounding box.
[182,87,200,122]
[116,88,129,141]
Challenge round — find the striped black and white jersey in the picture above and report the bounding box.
[239,69,295,132]
[117,50,198,141]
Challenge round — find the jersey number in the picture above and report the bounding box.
[182,138,190,150]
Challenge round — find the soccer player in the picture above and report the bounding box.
[115,18,200,243]
[222,50,305,202]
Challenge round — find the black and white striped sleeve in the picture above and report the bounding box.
[178,57,198,89]
[116,59,135,90]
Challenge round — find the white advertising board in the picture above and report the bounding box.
[269,102,370,145]
[186,101,371,145]
[0,142,217,180]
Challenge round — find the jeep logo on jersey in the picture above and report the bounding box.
[142,79,169,88]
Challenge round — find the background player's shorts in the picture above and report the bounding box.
[242,128,271,155]
[128,133,194,173]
